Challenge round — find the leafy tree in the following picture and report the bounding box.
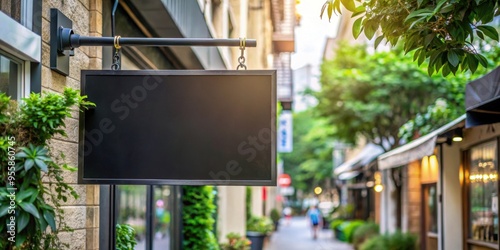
[315,42,458,151]
[279,109,334,192]
[321,0,500,76]
[400,44,500,141]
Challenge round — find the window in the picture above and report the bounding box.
[152,186,172,249]
[0,0,21,23]
[0,52,23,100]
[423,184,438,233]
[0,1,40,98]
[0,0,35,30]
[469,140,498,243]
[115,185,173,250]
[116,186,147,250]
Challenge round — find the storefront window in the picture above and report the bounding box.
[116,186,147,250]
[153,186,172,249]
[115,185,173,250]
[469,141,498,243]
[424,184,438,233]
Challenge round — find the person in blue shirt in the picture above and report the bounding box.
[306,205,322,239]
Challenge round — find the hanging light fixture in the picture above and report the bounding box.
[373,171,384,193]
[452,128,463,142]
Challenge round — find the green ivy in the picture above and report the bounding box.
[0,88,94,249]
[245,187,252,221]
[182,186,219,250]
[116,224,137,250]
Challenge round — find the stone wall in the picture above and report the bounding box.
[405,161,421,236]
[41,1,102,249]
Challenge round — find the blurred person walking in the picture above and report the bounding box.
[306,205,322,239]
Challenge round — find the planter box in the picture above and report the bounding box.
[246,231,266,250]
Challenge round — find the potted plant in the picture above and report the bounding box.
[0,89,93,249]
[246,216,274,250]
[270,208,281,231]
[116,224,137,250]
[220,232,251,250]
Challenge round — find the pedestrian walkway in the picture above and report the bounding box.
[264,217,354,250]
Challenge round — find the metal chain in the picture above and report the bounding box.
[111,36,121,70]
[237,37,247,70]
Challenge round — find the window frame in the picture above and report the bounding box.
[465,138,500,249]
[0,2,40,98]
[0,49,30,100]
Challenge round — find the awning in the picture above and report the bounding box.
[378,115,465,170]
[466,66,500,127]
[334,143,384,180]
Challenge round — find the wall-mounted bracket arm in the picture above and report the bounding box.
[50,8,257,76]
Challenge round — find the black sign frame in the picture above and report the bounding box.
[78,70,277,186]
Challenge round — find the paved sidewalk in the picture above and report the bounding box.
[264,217,354,250]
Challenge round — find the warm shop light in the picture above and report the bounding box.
[314,186,323,195]
[452,129,463,142]
[469,173,498,183]
[366,181,375,188]
[373,171,384,192]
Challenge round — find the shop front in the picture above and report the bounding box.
[464,67,500,250]
[334,143,384,221]
[377,116,465,250]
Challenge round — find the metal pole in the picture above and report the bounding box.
[62,28,257,50]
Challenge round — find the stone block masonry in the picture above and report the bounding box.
[41,1,102,249]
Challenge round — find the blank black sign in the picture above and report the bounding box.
[78,70,276,185]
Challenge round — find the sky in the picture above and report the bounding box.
[292,0,339,70]
[292,0,340,111]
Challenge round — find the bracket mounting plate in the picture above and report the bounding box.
[50,9,73,76]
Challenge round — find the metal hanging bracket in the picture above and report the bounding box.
[50,9,257,76]
[237,37,247,70]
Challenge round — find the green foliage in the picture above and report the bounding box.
[0,88,93,249]
[352,222,379,249]
[399,47,500,141]
[329,219,344,230]
[0,93,9,123]
[339,220,365,243]
[279,109,334,192]
[321,0,500,76]
[399,98,461,142]
[360,231,418,250]
[269,208,281,223]
[18,88,94,144]
[219,232,251,250]
[246,187,252,221]
[331,204,355,220]
[246,216,274,235]
[182,186,219,250]
[116,224,137,250]
[316,42,461,151]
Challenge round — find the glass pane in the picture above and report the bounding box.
[427,185,438,233]
[0,0,21,22]
[0,54,20,100]
[469,141,498,243]
[153,186,172,250]
[116,185,147,250]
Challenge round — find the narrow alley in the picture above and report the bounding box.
[264,217,353,250]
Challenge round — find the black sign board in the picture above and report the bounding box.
[78,70,276,186]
